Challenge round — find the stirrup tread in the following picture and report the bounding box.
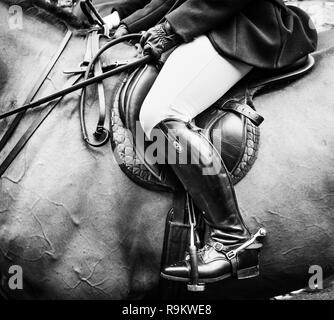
[237,265,260,279]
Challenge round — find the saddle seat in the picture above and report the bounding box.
[110,54,314,192]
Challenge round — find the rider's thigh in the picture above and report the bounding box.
[139,35,252,138]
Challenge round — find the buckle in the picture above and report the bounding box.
[226,250,237,260]
[212,242,225,252]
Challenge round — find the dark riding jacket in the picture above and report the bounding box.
[109,0,150,18]
[111,0,317,69]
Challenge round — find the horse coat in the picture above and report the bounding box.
[110,0,318,69]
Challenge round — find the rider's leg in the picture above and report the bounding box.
[140,35,257,282]
[140,35,252,138]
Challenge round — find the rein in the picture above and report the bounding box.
[0,35,151,121]
[0,29,81,177]
[0,30,73,155]
[0,5,152,175]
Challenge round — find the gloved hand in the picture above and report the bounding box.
[140,21,181,59]
[113,24,129,38]
[103,11,120,29]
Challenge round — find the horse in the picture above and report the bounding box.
[0,0,334,299]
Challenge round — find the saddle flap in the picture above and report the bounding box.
[208,111,247,173]
[120,64,160,136]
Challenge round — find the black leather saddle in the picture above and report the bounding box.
[110,54,315,192]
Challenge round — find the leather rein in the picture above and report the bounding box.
[0,4,152,177]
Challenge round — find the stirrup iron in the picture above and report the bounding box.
[186,194,205,292]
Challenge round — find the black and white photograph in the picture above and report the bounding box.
[0,0,334,309]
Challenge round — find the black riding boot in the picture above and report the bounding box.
[156,119,260,283]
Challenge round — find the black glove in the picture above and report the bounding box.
[140,21,181,59]
[113,24,129,39]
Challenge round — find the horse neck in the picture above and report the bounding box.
[0,1,70,134]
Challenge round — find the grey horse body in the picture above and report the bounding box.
[0,0,334,299]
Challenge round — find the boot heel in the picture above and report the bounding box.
[237,265,259,279]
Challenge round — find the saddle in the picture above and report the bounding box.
[111,53,315,192]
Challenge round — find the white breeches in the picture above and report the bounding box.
[139,35,253,138]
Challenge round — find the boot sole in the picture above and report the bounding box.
[160,265,259,283]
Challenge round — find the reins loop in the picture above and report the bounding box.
[79,33,144,147]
